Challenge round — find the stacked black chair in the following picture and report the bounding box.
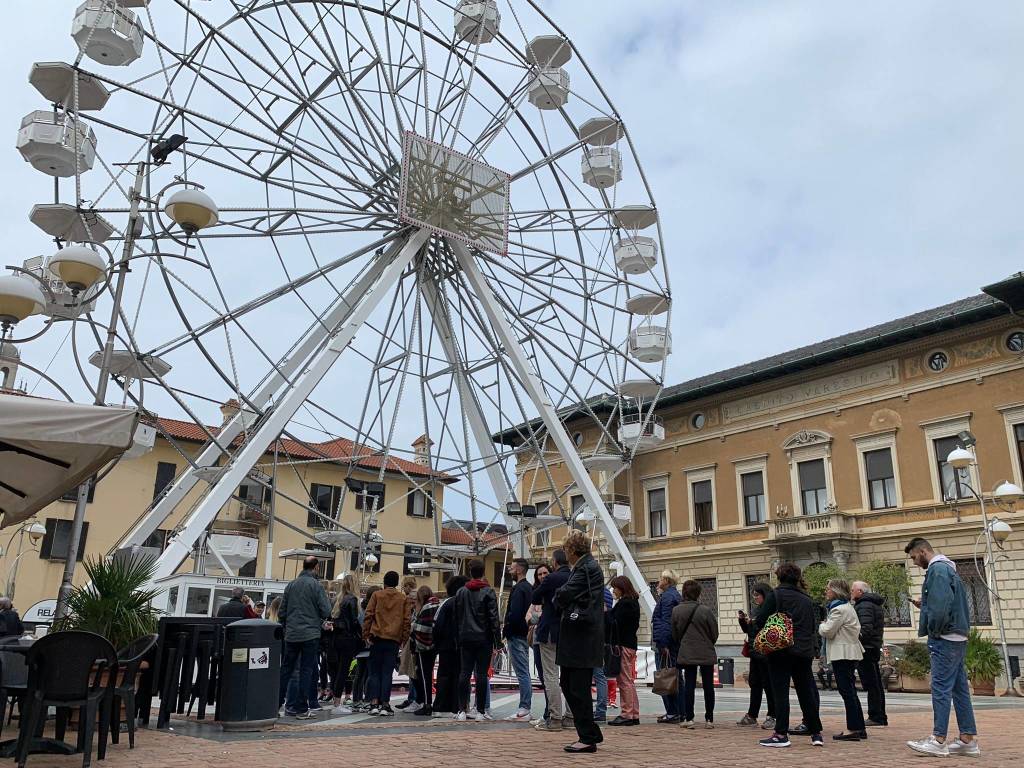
[15,631,116,768]
[98,634,157,754]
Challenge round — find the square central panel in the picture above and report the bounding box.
[398,131,511,256]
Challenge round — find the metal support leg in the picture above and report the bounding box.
[451,240,655,617]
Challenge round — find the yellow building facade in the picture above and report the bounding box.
[1,402,511,613]
[512,280,1024,678]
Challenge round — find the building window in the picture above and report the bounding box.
[153,461,176,501]
[647,487,667,538]
[864,448,897,510]
[933,435,971,501]
[1015,423,1024,481]
[741,472,766,525]
[690,412,706,430]
[350,542,381,573]
[142,529,170,551]
[493,561,514,589]
[403,545,430,575]
[1005,330,1024,353]
[570,494,585,517]
[696,577,718,616]
[39,519,89,562]
[798,458,828,515]
[534,500,551,547]
[953,558,992,625]
[745,573,771,614]
[60,478,96,504]
[308,483,342,528]
[885,592,913,628]
[692,480,714,533]
[406,488,434,518]
[348,480,385,512]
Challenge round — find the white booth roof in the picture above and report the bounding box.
[0,393,138,528]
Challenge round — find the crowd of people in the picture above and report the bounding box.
[265,533,984,756]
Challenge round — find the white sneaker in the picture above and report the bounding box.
[368,706,381,716]
[330,705,353,716]
[472,711,487,722]
[907,735,950,757]
[505,708,532,721]
[455,711,467,722]
[482,710,494,721]
[409,703,424,714]
[947,739,981,758]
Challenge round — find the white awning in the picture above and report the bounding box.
[0,393,138,528]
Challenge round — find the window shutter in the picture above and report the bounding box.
[76,522,90,561]
[406,490,415,517]
[427,491,434,519]
[39,518,56,559]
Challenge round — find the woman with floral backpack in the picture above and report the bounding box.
[755,563,823,748]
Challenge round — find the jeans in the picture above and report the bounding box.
[928,637,977,739]
[656,645,685,717]
[367,639,399,705]
[767,653,822,735]
[747,656,775,719]
[279,638,320,712]
[832,659,866,732]
[680,664,715,723]
[857,648,888,724]
[616,647,639,720]
[507,637,533,711]
[593,664,608,720]
[560,666,603,745]
[458,642,491,714]
[539,642,565,720]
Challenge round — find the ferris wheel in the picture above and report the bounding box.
[4,0,672,612]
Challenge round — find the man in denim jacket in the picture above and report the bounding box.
[904,537,978,758]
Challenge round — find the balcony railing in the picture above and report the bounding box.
[766,511,857,541]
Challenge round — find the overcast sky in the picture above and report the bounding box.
[3,0,1022,433]
[7,2,1022,396]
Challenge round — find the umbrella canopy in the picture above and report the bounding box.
[0,393,138,528]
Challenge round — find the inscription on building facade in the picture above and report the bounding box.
[721,361,899,424]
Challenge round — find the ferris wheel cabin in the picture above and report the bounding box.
[527,35,572,110]
[17,111,96,177]
[454,0,500,44]
[72,0,145,67]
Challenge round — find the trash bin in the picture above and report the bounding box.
[717,657,735,686]
[218,619,283,731]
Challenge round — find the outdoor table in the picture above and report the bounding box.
[0,637,77,759]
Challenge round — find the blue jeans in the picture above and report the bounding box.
[507,637,533,711]
[928,637,977,738]
[656,645,685,717]
[280,638,320,712]
[593,664,608,720]
[368,639,400,704]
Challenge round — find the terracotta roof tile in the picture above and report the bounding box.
[154,417,452,481]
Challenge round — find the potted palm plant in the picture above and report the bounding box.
[895,640,932,693]
[965,629,1003,696]
[53,553,161,650]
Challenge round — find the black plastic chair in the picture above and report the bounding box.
[99,634,156,754]
[16,631,116,768]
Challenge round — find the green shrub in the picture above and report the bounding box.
[965,628,1003,682]
[803,561,848,603]
[53,554,161,650]
[896,640,931,679]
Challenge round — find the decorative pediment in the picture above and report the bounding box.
[782,429,833,451]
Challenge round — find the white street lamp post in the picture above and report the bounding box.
[945,446,1023,696]
[5,520,47,600]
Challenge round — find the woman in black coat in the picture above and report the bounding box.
[554,530,605,753]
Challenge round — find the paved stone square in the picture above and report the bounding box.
[12,688,1024,768]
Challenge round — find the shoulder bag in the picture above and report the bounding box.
[652,607,695,696]
[753,611,794,655]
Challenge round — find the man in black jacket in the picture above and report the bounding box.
[216,587,248,619]
[454,559,501,720]
[0,598,24,638]
[503,558,533,721]
[852,580,888,727]
[532,549,571,731]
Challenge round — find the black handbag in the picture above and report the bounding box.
[604,644,622,677]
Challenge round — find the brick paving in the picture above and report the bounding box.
[12,707,1023,768]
